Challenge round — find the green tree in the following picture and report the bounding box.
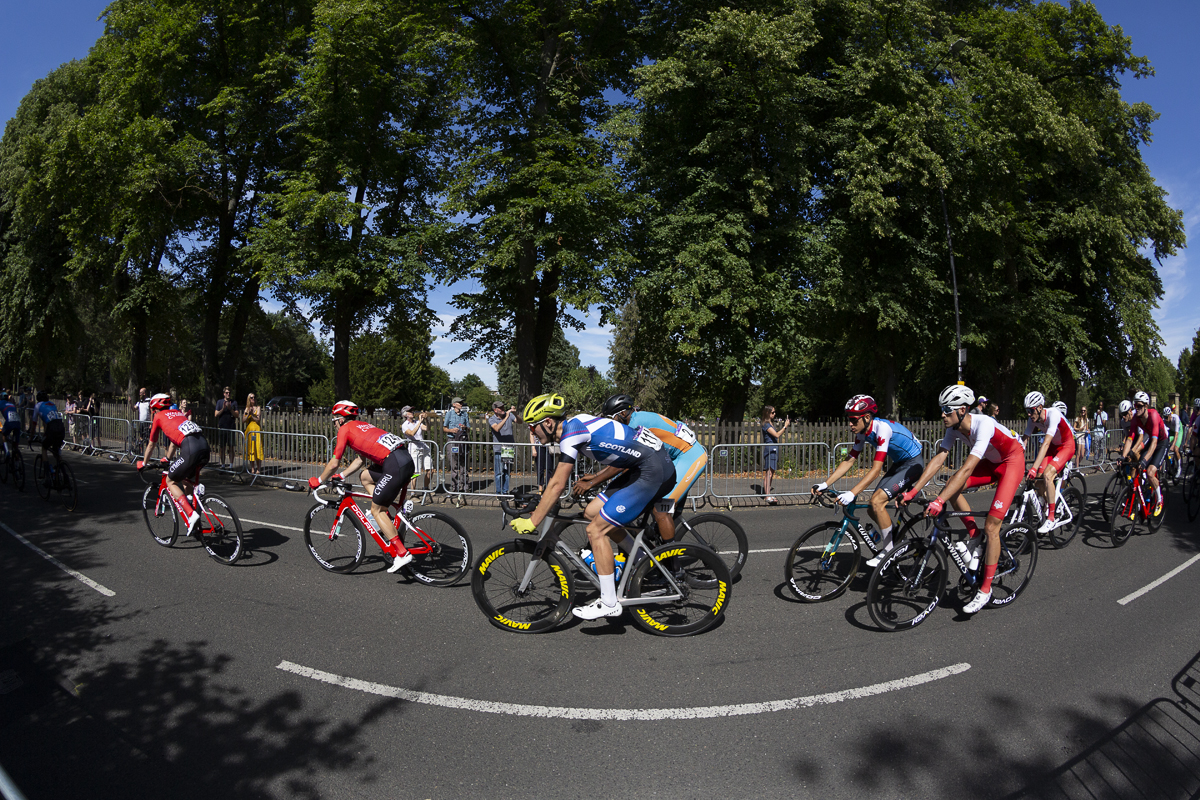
[497,326,581,402]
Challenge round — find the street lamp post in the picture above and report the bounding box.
[933,38,968,384]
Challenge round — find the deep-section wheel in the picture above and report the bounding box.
[1108,487,1137,547]
[866,538,947,632]
[58,461,78,511]
[471,538,574,633]
[12,449,24,491]
[988,522,1037,607]
[401,510,473,587]
[197,494,244,564]
[143,485,178,547]
[676,513,748,582]
[303,503,365,573]
[784,521,859,602]
[626,542,731,637]
[33,455,49,501]
[1047,487,1084,549]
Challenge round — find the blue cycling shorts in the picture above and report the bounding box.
[597,448,676,527]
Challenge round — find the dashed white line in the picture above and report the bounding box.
[277,660,970,720]
[1,521,115,597]
[1117,552,1200,605]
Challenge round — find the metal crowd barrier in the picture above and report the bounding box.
[198,424,247,476]
[439,440,556,502]
[249,430,331,486]
[67,414,135,463]
[707,441,829,506]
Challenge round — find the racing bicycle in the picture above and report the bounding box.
[866,499,1037,632]
[472,494,731,636]
[33,454,77,511]
[1108,461,1165,547]
[0,438,26,491]
[1004,464,1084,549]
[139,459,244,564]
[305,478,473,586]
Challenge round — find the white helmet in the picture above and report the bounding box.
[1023,391,1045,410]
[1194,397,1200,408]
[1053,401,1067,416]
[1163,405,1173,416]
[938,384,975,410]
[1133,390,1150,405]
[1118,400,1133,414]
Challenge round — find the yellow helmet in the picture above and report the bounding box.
[523,393,566,423]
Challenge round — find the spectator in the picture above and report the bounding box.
[985,402,1000,418]
[761,405,790,505]
[17,387,31,432]
[65,393,77,443]
[243,393,263,475]
[1075,405,1091,460]
[214,386,239,468]
[488,400,516,495]
[180,399,193,421]
[1093,403,1108,456]
[131,387,152,445]
[84,392,99,449]
[442,397,470,494]
[401,406,433,491]
[534,430,554,491]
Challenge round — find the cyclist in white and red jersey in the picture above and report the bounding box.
[1120,391,1167,515]
[902,384,1025,614]
[811,395,925,565]
[1020,391,1076,534]
[138,393,210,535]
[309,400,415,572]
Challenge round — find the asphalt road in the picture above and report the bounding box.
[1,451,1199,799]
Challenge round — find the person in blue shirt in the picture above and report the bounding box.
[811,395,925,565]
[0,393,21,456]
[30,391,67,474]
[509,393,675,621]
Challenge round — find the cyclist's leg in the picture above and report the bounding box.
[656,447,709,541]
[369,450,415,562]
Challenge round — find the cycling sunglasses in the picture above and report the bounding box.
[939,405,961,416]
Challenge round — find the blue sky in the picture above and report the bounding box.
[3,1,1196,388]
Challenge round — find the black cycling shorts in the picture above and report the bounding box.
[367,448,415,507]
[168,434,210,482]
[1144,439,1168,470]
[42,419,65,455]
[875,456,925,499]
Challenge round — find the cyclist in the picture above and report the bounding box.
[1120,391,1167,515]
[509,393,676,621]
[0,393,21,458]
[1163,405,1183,479]
[138,393,210,536]
[1020,392,1076,534]
[580,394,708,546]
[29,392,66,479]
[1187,398,1200,453]
[811,395,924,566]
[901,384,1025,615]
[308,400,415,573]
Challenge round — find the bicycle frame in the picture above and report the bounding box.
[1116,463,1157,520]
[1009,461,1074,528]
[811,491,889,562]
[314,483,440,557]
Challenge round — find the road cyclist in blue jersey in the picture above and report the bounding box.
[0,393,21,458]
[509,393,677,621]
[811,395,925,566]
[29,392,67,479]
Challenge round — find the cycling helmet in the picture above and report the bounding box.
[938,384,976,409]
[331,400,359,419]
[601,394,634,418]
[36,391,48,402]
[1132,390,1150,405]
[1163,405,1173,416]
[1052,401,1067,416]
[1118,400,1133,414]
[523,393,566,423]
[1193,397,1200,408]
[149,393,172,410]
[1023,391,1045,410]
[845,394,878,416]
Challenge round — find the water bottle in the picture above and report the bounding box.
[581,549,624,583]
[195,483,206,499]
[953,540,970,567]
[857,523,878,543]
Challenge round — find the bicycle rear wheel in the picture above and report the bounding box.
[471,538,574,633]
[303,503,365,573]
[988,522,1037,607]
[675,513,748,583]
[1147,489,1166,533]
[784,521,859,602]
[1187,469,1200,522]
[1099,472,1122,522]
[1068,471,1087,501]
[143,485,178,546]
[12,449,25,491]
[866,538,947,632]
[1108,487,1137,547]
[627,542,730,637]
[58,462,77,511]
[33,455,49,501]
[1047,487,1084,549]
[401,510,473,587]
[198,494,244,564]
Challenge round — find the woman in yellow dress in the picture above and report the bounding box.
[243,393,264,474]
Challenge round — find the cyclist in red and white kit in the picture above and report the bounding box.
[309,400,416,572]
[1020,391,1076,534]
[902,384,1025,614]
[1120,390,1167,516]
[137,393,210,535]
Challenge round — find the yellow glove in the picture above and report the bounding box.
[510,517,537,535]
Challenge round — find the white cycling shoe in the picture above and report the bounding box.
[963,589,992,614]
[572,599,623,620]
[1036,516,1058,534]
[387,552,414,573]
[865,540,895,568]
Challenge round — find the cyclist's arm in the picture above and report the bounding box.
[574,464,622,494]
[816,458,857,492]
[847,459,884,498]
[1031,433,1053,471]
[938,453,982,502]
[530,461,575,527]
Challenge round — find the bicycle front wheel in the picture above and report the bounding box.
[58,461,78,511]
[627,542,731,637]
[676,513,748,582]
[1099,472,1122,522]
[988,522,1037,607]
[1109,487,1137,547]
[12,449,25,491]
[33,455,49,501]
[1047,487,1084,549]
[784,521,859,602]
[303,503,365,573]
[402,510,473,587]
[866,538,947,632]
[472,538,574,633]
[143,485,178,546]
[198,494,244,564]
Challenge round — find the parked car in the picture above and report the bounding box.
[265,396,302,413]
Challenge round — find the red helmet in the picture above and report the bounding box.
[149,393,172,410]
[845,394,877,417]
[331,400,359,419]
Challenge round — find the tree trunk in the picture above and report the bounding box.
[221,273,260,390]
[333,309,352,401]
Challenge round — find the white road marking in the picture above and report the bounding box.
[239,518,305,533]
[1117,552,1200,605]
[277,660,970,720]
[1,521,116,597]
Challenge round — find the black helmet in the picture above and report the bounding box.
[36,391,48,402]
[601,394,635,418]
